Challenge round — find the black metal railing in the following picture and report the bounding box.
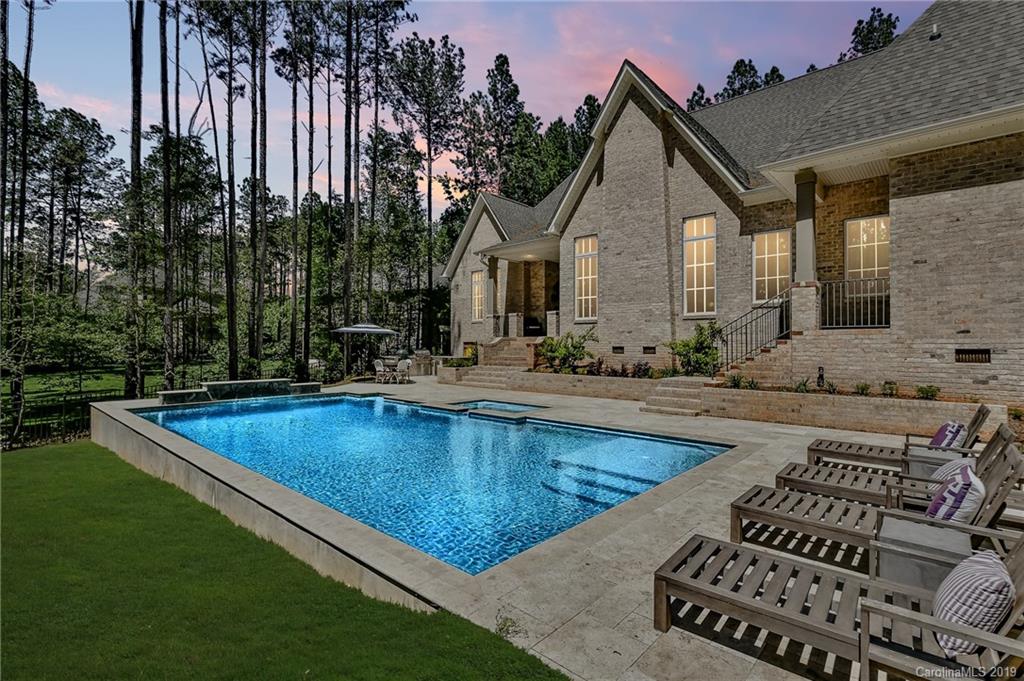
[715,288,792,371]
[819,277,890,329]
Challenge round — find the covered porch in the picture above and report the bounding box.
[477,234,560,339]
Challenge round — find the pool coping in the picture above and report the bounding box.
[91,391,763,617]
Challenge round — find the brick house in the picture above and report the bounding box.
[443,1,1024,403]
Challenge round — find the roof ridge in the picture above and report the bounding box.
[481,192,533,209]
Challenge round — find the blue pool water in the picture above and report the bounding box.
[456,399,544,413]
[138,395,728,574]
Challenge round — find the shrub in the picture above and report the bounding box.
[656,367,683,379]
[854,382,871,396]
[665,322,722,377]
[1009,407,1023,421]
[631,361,653,379]
[537,327,597,373]
[915,384,941,400]
[725,373,744,389]
[881,380,899,397]
[825,380,839,395]
[585,357,605,377]
[743,378,760,390]
[794,377,811,393]
[444,357,474,368]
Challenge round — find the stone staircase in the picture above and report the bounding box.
[455,365,526,390]
[478,337,540,367]
[639,376,706,416]
[714,339,792,384]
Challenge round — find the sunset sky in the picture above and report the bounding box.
[7,0,927,212]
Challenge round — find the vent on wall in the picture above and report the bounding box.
[955,348,991,364]
[643,346,656,355]
[612,346,624,354]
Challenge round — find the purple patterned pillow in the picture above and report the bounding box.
[930,421,967,447]
[932,551,1015,656]
[926,465,986,523]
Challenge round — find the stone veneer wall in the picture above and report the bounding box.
[449,211,506,355]
[702,387,1007,438]
[814,176,890,281]
[890,132,1024,199]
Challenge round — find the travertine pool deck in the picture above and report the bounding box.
[93,376,906,681]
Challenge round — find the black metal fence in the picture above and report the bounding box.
[715,288,792,371]
[819,277,891,329]
[2,364,326,450]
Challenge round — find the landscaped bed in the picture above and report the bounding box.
[0,441,567,680]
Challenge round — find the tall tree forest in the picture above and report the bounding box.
[0,0,597,444]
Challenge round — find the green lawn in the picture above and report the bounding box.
[1,441,566,680]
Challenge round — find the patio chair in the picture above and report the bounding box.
[373,359,389,384]
[394,358,411,384]
[806,404,991,469]
[776,424,1016,506]
[730,443,1023,573]
[654,533,1024,681]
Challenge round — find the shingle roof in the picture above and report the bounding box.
[482,171,576,245]
[689,54,880,186]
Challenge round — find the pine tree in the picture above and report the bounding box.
[686,83,712,111]
[839,7,899,62]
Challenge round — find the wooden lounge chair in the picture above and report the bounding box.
[654,533,1024,680]
[731,444,1023,572]
[806,404,991,469]
[777,425,1016,506]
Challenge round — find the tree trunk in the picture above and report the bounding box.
[342,0,352,370]
[288,3,298,365]
[367,10,380,321]
[160,0,175,391]
[302,13,315,381]
[225,18,239,380]
[325,29,334,331]
[58,182,67,294]
[125,0,144,399]
[247,4,258,365]
[45,165,55,291]
[424,132,434,352]
[0,0,8,296]
[255,0,268,362]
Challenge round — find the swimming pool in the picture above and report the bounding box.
[455,399,544,413]
[138,395,728,574]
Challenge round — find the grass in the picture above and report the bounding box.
[1,441,566,680]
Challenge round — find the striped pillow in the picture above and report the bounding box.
[932,550,1014,656]
[931,457,976,482]
[926,465,986,523]
[930,422,968,448]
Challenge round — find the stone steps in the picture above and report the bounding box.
[644,395,703,411]
[458,380,509,390]
[638,404,701,417]
[640,375,704,417]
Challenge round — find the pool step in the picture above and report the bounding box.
[540,482,616,509]
[550,458,662,487]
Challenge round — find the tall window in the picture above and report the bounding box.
[752,230,791,302]
[471,270,484,321]
[574,235,598,320]
[846,216,890,279]
[684,215,716,315]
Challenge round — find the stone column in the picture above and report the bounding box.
[546,310,560,337]
[507,312,524,337]
[794,169,818,284]
[790,281,820,335]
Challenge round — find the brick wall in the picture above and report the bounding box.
[890,132,1024,199]
[449,211,507,355]
[814,176,890,281]
[702,387,1007,438]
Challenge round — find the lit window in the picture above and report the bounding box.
[574,236,598,320]
[471,271,484,321]
[752,230,791,302]
[846,216,890,280]
[684,215,716,315]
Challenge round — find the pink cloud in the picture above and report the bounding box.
[35,81,121,127]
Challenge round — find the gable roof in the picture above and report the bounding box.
[441,173,576,278]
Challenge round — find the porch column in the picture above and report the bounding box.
[486,256,503,336]
[794,169,817,283]
[792,169,820,334]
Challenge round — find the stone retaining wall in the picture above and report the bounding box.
[505,372,660,401]
[702,387,1006,438]
[437,366,475,385]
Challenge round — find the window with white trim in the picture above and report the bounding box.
[574,235,598,320]
[471,270,484,321]
[752,229,791,303]
[684,215,716,315]
[845,216,890,279]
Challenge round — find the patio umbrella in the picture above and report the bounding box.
[329,323,400,376]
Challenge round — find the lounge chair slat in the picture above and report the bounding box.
[682,541,721,580]
[835,580,861,630]
[783,569,816,614]
[718,550,758,591]
[809,574,839,622]
[737,555,774,598]
[890,593,915,648]
[761,563,794,607]
[703,544,739,584]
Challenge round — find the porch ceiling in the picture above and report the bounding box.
[476,234,560,263]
